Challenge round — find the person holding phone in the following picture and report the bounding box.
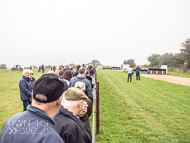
[75,81,92,134]
[54,88,92,143]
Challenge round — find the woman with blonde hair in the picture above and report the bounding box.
[75,81,92,133]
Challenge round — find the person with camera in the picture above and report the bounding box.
[54,87,92,143]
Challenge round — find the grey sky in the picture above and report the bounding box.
[0,0,190,68]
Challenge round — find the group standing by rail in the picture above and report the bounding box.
[1,64,96,143]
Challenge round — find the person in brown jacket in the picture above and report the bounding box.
[75,81,92,133]
[29,70,36,89]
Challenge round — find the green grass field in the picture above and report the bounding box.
[96,70,190,142]
[168,72,190,78]
[0,70,190,142]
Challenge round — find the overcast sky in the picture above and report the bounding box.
[0,0,190,68]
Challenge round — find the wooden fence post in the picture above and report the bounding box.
[96,81,99,134]
[95,72,97,82]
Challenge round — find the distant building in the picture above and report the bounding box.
[122,64,129,72]
[161,65,167,74]
[98,65,102,70]
[148,68,166,75]
[111,67,120,70]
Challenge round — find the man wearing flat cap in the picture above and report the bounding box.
[0,74,67,143]
[54,87,92,143]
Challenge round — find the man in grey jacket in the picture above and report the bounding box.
[69,67,93,103]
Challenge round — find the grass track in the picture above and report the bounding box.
[168,72,190,78]
[96,70,190,142]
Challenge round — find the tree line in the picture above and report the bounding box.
[147,39,190,71]
[123,39,190,72]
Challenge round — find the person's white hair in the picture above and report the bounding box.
[75,82,85,92]
[47,70,54,74]
[64,100,83,109]
[23,69,30,75]
[29,70,33,74]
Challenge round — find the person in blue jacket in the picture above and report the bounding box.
[19,69,33,111]
[69,67,93,103]
[0,74,67,143]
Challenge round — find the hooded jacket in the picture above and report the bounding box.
[54,106,92,143]
[69,74,93,102]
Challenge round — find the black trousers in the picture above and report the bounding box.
[136,74,140,80]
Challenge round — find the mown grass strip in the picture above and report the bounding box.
[96,70,190,142]
[168,72,190,78]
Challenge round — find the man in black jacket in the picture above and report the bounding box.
[135,65,141,80]
[54,87,92,143]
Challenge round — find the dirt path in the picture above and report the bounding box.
[140,74,190,87]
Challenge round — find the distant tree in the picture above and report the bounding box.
[46,65,52,68]
[172,53,185,67]
[160,53,174,67]
[124,59,136,68]
[142,64,149,68]
[86,62,92,65]
[181,39,190,69]
[69,63,75,66]
[147,54,161,67]
[92,59,101,66]
[0,64,6,68]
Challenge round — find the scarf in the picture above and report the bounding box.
[22,76,30,81]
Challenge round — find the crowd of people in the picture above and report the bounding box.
[0,64,96,143]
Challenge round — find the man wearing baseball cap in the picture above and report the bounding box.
[0,74,67,143]
[54,87,92,143]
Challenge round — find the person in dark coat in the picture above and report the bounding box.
[135,65,141,80]
[1,74,67,143]
[19,69,33,111]
[75,82,92,134]
[53,65,56,72]
[42,64,45,74]
[69,67,93,103]
[73,65,81,77]
[69,66,74,76]
[58,70,64,79]
[54,87,92,143]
